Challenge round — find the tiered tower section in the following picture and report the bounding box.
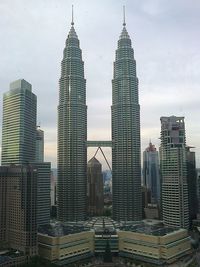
[112,19,142,221]
[58,19,87,222]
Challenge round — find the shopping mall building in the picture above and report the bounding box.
[38,218,192,266]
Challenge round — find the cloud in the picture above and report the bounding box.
[0,0,199,168]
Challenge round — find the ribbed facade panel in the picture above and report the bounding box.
[112,26,142,221]
[58,25,87,222]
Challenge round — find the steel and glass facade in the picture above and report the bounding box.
[112,24,142,221]
[1,79,50,227]
[36,127,44,162]
[58,22,87,221]
[143,143,160,205]
[160,116,189,228]
[1,79,37,165]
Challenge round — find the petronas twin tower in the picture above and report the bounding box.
[58,10,142,222]
[58,19,87,222]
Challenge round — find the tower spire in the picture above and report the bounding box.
[71,5,74,26]
[123,5,126,26]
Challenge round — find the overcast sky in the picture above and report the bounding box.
[0,0,200,169]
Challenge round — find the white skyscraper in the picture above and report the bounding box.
[160,116,189,229]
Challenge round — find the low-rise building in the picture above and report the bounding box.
[38,223,94,265]
[38,219,192,266]
[118,222,191,265]
[0,250,27,267]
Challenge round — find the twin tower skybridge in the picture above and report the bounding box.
[87,141,112,171]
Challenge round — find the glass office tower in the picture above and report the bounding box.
[1,79,37,165]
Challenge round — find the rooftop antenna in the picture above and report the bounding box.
[123,5,126,26]
[71,5,74,26]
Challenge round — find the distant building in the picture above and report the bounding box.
[141,186,151,218]
[51,169,57,206]
[102,170,112,194]
[160,116,189,229]
[186,147,198,227]
[144,204,159,220]
[143,142,160,205]
[35,126,51,225]
[1,79,36,165]
[197,169,200,215]
[87,157,104,216]
[36,127,44,162]
[0,165,37,256]
[33,162,51,226]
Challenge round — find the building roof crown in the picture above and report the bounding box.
[88,157,101,166]
[119,6,130,40]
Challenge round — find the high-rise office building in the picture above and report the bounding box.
[36,126,44,162]
[160,116,189,228]
[35,126,51,225]
[50,169,57,218]
[57,17,87,221]
[111,15,142,221]
[143,142,160,204]
[186,147,198,226]
[33,162,51,226]
[1,79,37,165]
[0,165,37,256]
[51,168,57,206]
[87,157,104,216]
[1,79,50,226]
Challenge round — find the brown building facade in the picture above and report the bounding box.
[87,157,104,216]
[0,165,37,256]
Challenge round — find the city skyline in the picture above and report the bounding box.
[0,0,200,168]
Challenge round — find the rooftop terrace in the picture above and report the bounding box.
[38,217,182,237]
